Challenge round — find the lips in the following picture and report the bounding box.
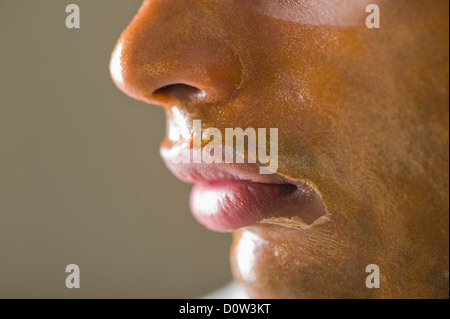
[160,140,327,232]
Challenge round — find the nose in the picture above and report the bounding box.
[110,0,243,107]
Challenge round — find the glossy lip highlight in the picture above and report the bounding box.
[160,140,327,232]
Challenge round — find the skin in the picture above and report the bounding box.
[111,0,449,298]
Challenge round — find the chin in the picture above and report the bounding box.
[230,216,376,299]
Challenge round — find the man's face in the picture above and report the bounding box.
[111,0,449,298]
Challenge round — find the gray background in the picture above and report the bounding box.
[0,0,232,298]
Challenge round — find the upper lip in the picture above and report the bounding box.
[160,140,303,188]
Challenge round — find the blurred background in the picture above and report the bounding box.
[0,0,232,298]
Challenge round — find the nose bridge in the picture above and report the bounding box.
[111,0,243,106]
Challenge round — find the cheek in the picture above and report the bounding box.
[242,0,382,27]
[249,22,399,193]
[230,213,371,298]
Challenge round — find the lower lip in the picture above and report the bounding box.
[190,180,319,232]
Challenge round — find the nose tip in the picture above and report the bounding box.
[109,0,242,107]
[110,40,126,90]
[110,39,210,106]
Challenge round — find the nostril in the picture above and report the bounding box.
[152,84,206,102]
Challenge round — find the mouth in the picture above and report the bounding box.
[160,140,327,232]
